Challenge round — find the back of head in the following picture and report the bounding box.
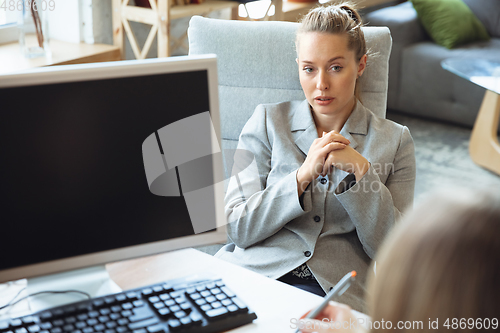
[368,188,500,332]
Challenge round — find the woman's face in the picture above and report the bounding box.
[297,32,366,118]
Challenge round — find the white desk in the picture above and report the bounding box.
[106,248,325,332]
[0,249,369,332]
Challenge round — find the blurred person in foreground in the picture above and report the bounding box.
[298,188,500,332]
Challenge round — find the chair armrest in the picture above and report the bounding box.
[365,2,428,46]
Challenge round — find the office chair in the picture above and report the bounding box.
[187,16,392,176]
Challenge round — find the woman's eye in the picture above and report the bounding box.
[303,67,314,73]
[330,65,342,72]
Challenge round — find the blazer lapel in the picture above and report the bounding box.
[291,100,317,156]
[339,100,369,150]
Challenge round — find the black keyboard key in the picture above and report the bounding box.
[158,294,169,301]
[52,320,64,327]
[125,292,138,300]
[221,287,235,298]
[227,304,238,313]
[128,318,159,331]
[200,305,211,312]
[206,283,216,289]
[82,328,93,333]
[173,311,186,320]
[109,314,120,321]
[200,291,210,298]
[174,297,185,304]
[141,288,153,297]
[117,319,128,326]
[110,306,121,313]
[28,326,40,333]
[205,308,228,320]
[132,329,146,333]
[105,322,117,329]
[62,324,73,332]
[205,296,216,303]
[169,306,180,313]
[75,323,86,329]
[93,324,105,331]
[216,293,227,301]
[132,300,144,308]
[129,307,154,323]
[152,286,163,294]
[189,313,202,325]
[50,328,62,333]
[40,323,52,330]
[210,288,221,295]
[195,286,205,292]
[98,316,109,323]
[186,288,196,294]
[99,309,111,316]
[221,299,232,306]
[232,297,248,311]
[216,281,224,287]
[64,318,76,324]
[115,328,127,333]
[164,300,175,307]
[120,311,132,318]
[179,317,191,326]
[147,297,159,304]
[53,310,64,318]
[76,315,88,322]
[92,300,104,308]
[87,312,99,319]
[115,294,126,303]
[40,313,52,321]
[211,302,222,309]
[10,320,22,327]
[189,293,200,300]
[153,303,164,310]
[146,324,164,333]
[104,330,115,333]
[195,299,206,306]
[86,319,97,327]
[179,303,190,311]
[121,303,132,310]
[104,297,115,305]
[167,320,180,331]
[157,309,170,318]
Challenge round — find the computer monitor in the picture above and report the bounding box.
[0,55,227,311]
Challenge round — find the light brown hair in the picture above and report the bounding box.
[367,189,500,332]
[296,1,367,100]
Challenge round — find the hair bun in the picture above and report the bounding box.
[340,5,359,23]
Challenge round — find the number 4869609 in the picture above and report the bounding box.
[1,1,56,11]
[443,318,498,330]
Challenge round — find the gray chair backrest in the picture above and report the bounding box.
[188,16,392,175]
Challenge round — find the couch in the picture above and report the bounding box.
[366,0,500,128]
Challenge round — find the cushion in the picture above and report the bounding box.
[410,0,490,49]
[462,0,500,38]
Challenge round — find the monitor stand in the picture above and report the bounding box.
[26,266,122,313]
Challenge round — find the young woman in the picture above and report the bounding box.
[215,2,416,312]
[299,188,500,332]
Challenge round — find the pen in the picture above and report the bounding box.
[295,270,357,333]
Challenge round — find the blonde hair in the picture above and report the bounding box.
[367,189,500,332]
[296,1,367,100]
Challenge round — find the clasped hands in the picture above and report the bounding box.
[297,130,369,195]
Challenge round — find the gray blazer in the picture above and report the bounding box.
[216,99,416,312]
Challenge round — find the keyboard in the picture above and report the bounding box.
[0,274,257,333]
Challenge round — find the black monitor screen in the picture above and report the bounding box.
[0,69,215,271]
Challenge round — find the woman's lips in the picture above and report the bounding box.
[314,96,334,106]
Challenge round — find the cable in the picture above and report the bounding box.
[0,290,91,312]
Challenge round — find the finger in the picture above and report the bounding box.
[322,142,347,154]
[328,132,350,145]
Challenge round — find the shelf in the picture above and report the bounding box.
[0,36,121,75]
